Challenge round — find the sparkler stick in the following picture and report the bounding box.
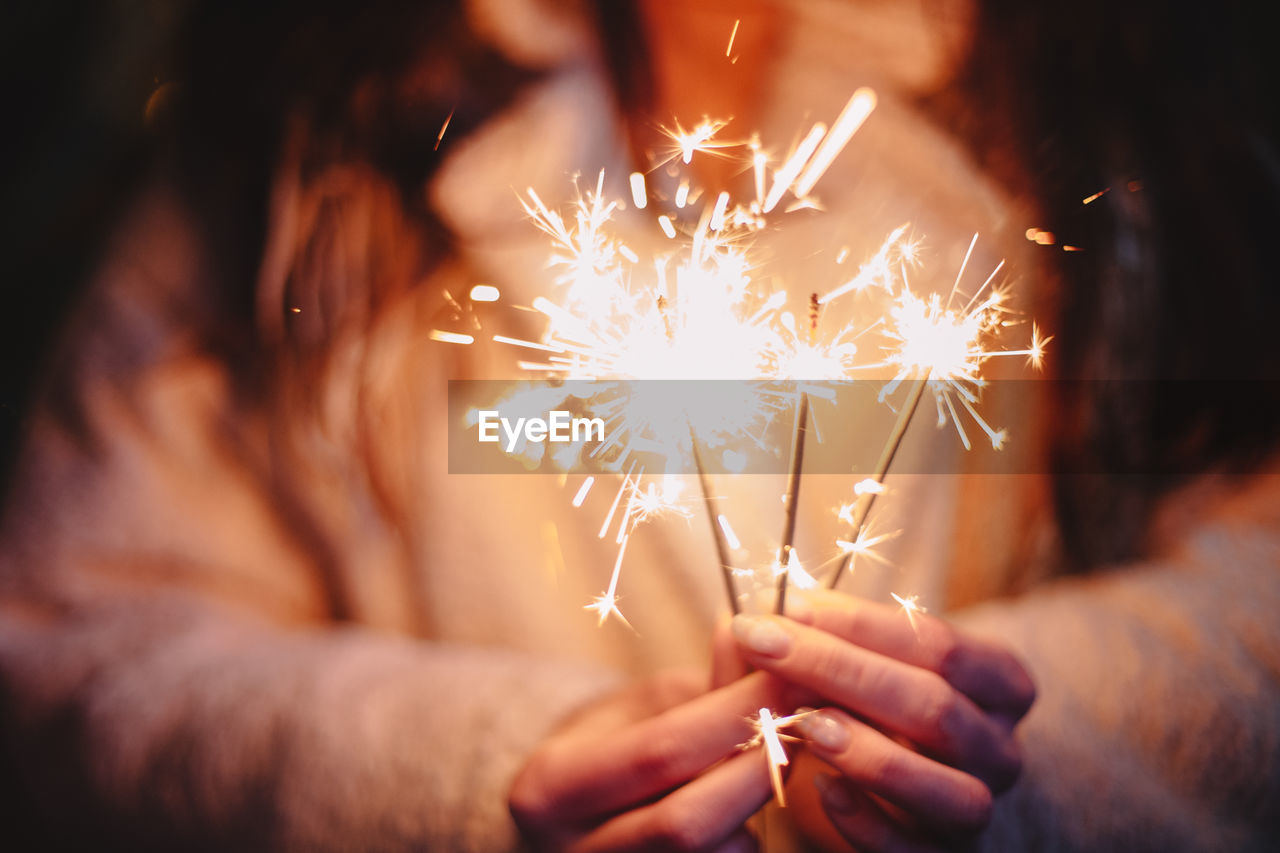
[774,294,820,615]
[689,424,740,614]
[774,391,808,616]
[827,370,929,590]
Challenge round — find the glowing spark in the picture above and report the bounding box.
[1025,324,1052,369]
[751,140,767,206]
[835,523,900,571]
[793,88,877,198]
[492,334,562,352]
[782,549,819,590]
[435,108,454,151]
[470,284,500,303]
[949,232,979,303]
[884,290,989,380]
[891,592,927,637]
[597,466,635,539]
[586,495,640,629]
[584,590,632,629]
[629,172,648,209]
[710,191,731,231]
[718,514,742,550]
[675,181,691,209]
[763,123,827,213]
[741,708,810,807]
[572,477,595,508]
[872,238,1033,450]
[430,330,474,345]
[625,476,692,525]
[661,117,733,166]
[822,224,912,302]
[498,117,1048,626]
[726,18,740,57]
[1082,187,1111,205]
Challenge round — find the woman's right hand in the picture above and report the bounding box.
[727,590,1035,852]
[509,668,788,852]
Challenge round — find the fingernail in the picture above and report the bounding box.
[730,615,793,657]
[813,773,860,815]
[797,709,850,752]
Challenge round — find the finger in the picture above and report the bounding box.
[711,617,750,688]
[731,615,1021,788]
[798,589,1036,717]
[796,708,992,835]
[512,671,788,827]
[813,775,951,853]
[570,749,772,853]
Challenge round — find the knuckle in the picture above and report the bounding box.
[650,801,714,853]
[508,754,555,830]
[921,679,964,746]
[837,605,869,642]
[809,640,859,696]
[933,625,966,679]
[633,726,687,786]
[1010,661,1038,715]
[991,737,1025,792]
[989,648,1036,716]
[650,668,702,707]
[860,742,904,791]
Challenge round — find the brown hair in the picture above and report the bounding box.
[930,0,1280,567]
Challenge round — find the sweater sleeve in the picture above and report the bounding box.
[0,194,620,851]
[955,483,1280,852]
[0,594,617,851]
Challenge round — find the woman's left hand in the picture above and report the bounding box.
[728,589,1035,851]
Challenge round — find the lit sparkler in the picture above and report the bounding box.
[477,88,1048,645]
[774,294,821,616]
[741,707,811,806]
[891,591,927,638]
[825,236,1048,591]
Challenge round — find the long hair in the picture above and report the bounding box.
[931,0,1280,567]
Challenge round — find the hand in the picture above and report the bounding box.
[509,668,791,852]
[728,589,1035,851]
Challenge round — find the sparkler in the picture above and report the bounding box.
[453,78,1053,830]
[824,235,1049,591]
[891,591,927,638]
[472,96,1048,782]
[498,172,783,616]
[774,294,820,616]
[741,708,811,806]
[689,427,741,614]
[826,372,927,590]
